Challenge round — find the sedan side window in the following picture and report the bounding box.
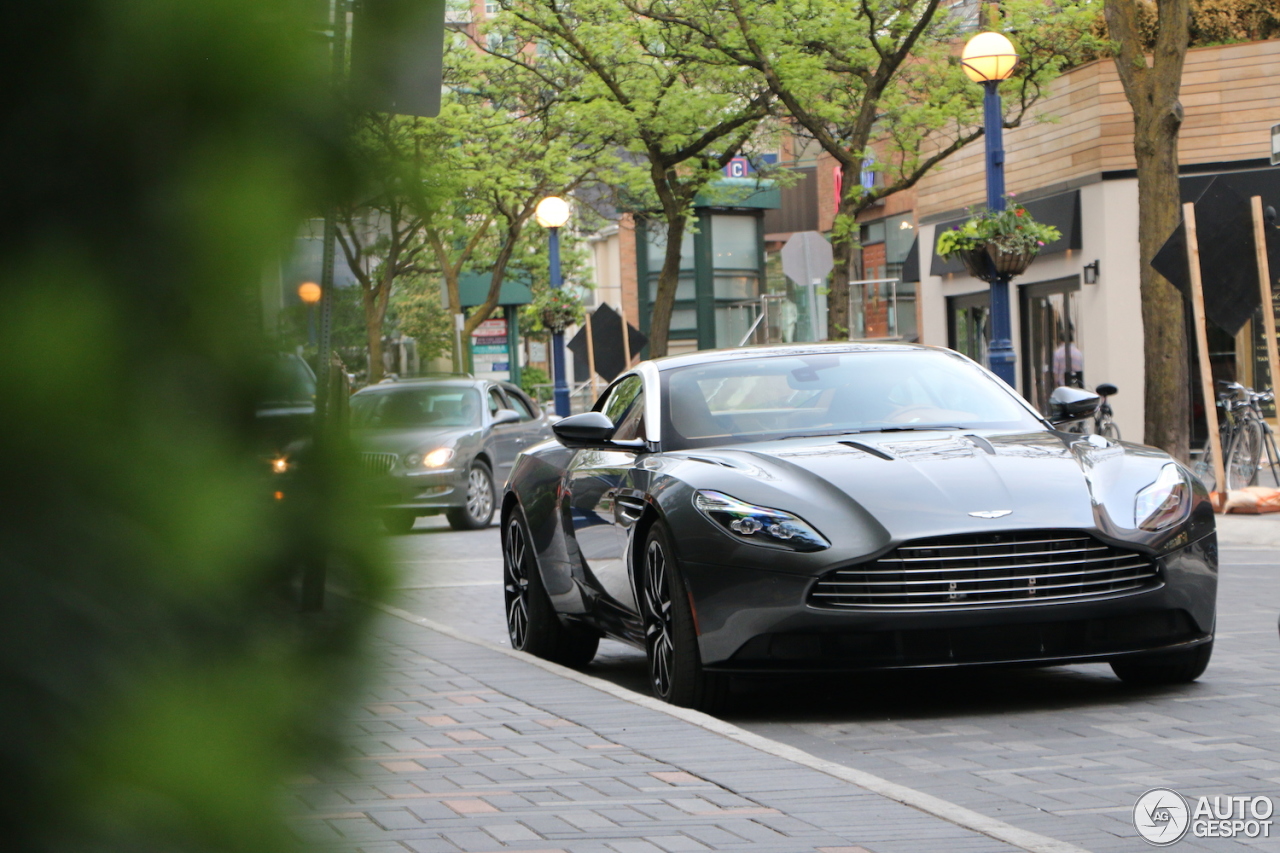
[487,387,506,418]
[506,391,536,421]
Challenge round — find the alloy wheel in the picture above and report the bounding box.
[644,538,675,698]
[467,466,493,522]
[504,518,529,648]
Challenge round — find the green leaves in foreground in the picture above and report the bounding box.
[0,1,388,851]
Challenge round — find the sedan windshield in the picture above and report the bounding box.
[661,349,1043,449]
[351,387,481,429]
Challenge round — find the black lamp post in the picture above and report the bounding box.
[536,196,572,416]
[961,31,1020,387]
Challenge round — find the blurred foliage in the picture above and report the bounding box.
[276,284,369,367]
[0,1,389,852]
[393,275,454,363]
[1090,0,1280,47]
[519,366,552,402]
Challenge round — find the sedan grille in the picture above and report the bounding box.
[360,452,398,475]
[810,531,1160,609]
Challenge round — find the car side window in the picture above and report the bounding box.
[505,389,537,421]
[598,375,644,440]
[487,387,505,418]
[613,391,646,441]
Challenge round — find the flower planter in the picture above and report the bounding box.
[955,245,1038,282]
[986,244,1038,278]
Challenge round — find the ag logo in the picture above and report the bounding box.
[1134,787,1190,845]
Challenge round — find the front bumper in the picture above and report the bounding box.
[368,468,467,512]
[682,532,1218,671]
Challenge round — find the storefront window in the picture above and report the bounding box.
[1020,277,1082,414]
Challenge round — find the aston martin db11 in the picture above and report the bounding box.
[501,343,1217,710]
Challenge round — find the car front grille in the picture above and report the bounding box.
[810,530,1160,609]
[360,452,398,475]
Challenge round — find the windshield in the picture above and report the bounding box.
[260,354,316,406]
[661,349,1043,450]
[351,387,481,429]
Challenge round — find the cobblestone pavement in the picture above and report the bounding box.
[351,513,1280,852]
[293,613,1035,853]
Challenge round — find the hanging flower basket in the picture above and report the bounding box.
[530,288,585,334]
[936,196,1061,283]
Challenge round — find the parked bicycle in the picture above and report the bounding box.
[1193,380,1280,492]
[1065,383,1121,440]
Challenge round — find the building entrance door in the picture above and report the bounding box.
[1020,276,1082,414]
[948,291,990,368]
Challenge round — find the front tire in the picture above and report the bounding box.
[503,511,598,667]
[642,522,729,712]
[1110,641,1212,685]
[447,461,495,530]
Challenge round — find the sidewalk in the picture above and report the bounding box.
[292,606,1088,853]
[290,514,1278,853]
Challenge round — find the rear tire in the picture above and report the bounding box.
[447,461,495,530]
[641,522,729,713]
[503,511,599,667]
[1110,641,1212,685]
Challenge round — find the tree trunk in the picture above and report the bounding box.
[648,213,687,358]
[1105,0,1191,460]
[1134,110,1190,460]
[365,295,386,383]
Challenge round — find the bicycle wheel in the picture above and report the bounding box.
[1192,443,1219,492]
[1098,417,1120,441]
[1225,418,1264,490]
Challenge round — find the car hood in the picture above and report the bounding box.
[670,429,1177,553]
[353,426,476,455]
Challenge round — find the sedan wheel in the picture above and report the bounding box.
[503,511,600,666]
[447,461,495,530]
[641,522,729,712]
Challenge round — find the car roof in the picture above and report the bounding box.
[351,376,532,397]
[353,377,485,394]
[648,341,932,372]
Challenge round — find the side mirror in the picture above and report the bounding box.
[492,408,522,426]
[1048,386,1101,425]
[552,411,617,447]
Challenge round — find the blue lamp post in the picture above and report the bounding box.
[536,196,573,416]
[961,31,1020,387]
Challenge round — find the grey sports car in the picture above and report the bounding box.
[352,377,553,533]
[501,343,1218,710]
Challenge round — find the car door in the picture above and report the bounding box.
[484,385,522,481]
[566,375,645,614]
[501,385,552,452]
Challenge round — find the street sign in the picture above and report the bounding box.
[1272,123,1280,166]
[781,231,834,287]
[471,317,510,381]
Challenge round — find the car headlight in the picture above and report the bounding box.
[693,490,829,551]
[1134,463,1191,531]
[420,447,454,469]
[270,456,290,475]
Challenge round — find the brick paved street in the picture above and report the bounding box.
[301,512,1280,852]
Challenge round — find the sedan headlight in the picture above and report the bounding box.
[693,490,829,551]
[420,447,454,469]
[1134,463,1191,531]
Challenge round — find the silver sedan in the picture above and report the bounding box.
[351,377,553,533]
